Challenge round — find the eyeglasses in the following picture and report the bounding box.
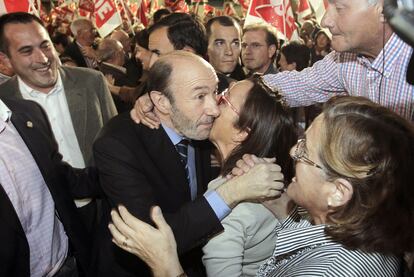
[291,139,323,169]
[217,88,240,116]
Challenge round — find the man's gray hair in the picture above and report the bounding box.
[70,18,93,37]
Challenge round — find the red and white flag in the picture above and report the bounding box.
[297,0,312,24]
[94,0,122,38]
[0,0,30,14]
[245,0,298,40]
[308,0,328,24]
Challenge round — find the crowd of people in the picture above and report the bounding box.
[0,0,413,276]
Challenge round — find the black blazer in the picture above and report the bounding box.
[0,97,101,277]
[91,112,223,277]
[63,41,88,68]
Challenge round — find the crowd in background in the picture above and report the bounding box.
[0,1,413,276]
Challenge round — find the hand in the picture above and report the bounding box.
[217,158,284,207]
[109,206,184,277]
[81,46,97,59]
[105,74,115,85]
[230,154,276,177]
[130,93,160,128]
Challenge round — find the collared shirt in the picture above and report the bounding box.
[101,62,127,74]
[0,72,11,85]
[0,99,68,277]
[257,207,400,277]
[18,74,85,168]
[161,124,230,220]
[263,33,414,121]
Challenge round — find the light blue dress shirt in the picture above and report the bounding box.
[161,124,230,220]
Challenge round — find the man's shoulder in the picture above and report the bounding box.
[96,112,159,143]
[60,65,103,78]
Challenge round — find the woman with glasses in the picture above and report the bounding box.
[109,95,413,276]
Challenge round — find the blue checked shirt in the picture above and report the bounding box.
[264,33,414,121]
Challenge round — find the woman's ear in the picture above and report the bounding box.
[149,91,171,114]
[233,128,250,143]
[327,178,353,208]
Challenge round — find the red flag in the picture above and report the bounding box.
[138,0,149,26]
[297,0,312,24]
[165,0,189,13]
[0,0,29,14]
[79,0,95,12]
[245,0,298,40]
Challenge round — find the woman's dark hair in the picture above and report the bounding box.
[134,29,149,49]
[320,96,414,255]
[148,13,207,56]
[220,75,297,184]
[314,30,331,51]
[280,41,311,71]
[52,32,71,48]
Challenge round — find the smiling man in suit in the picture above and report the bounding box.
[0,12,117,233]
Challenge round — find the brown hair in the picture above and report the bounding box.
[319,96,414,255]
[221,75,297,184]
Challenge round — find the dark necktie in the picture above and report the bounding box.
[176,139,190,183]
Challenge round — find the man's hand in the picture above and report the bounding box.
[230,154,276,177]
[130,93,160,129]
[217,158,284,208]
[109,206,184,277]
[81,46,97,59]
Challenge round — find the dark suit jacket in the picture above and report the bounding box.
[0,66,117,166]
[98,62,135,113]
[63,41,88,68]
[0,97,101,277]
[91,112,223,277]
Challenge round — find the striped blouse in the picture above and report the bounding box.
[257,207,401,277]
[263,33,414,121]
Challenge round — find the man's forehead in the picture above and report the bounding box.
[211,22,240,38]
[243,29,266,40]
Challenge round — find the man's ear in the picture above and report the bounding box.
[327,178,353,209]
[149,90,171,114]
[0,51,12,68]
[268,44,277,59]
[288,62,297,71]
[182,45,196,54]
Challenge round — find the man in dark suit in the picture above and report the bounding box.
[0,12,117,234]
[64,18,98,69]
[0,96,101,276]
[92,51,283,277]
[96,38,136,113]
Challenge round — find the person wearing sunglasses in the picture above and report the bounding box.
[109,96,414,276]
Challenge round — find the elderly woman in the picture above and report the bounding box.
[109,96,414,276]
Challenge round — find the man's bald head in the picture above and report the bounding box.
[110,29,131,54]
[147,51,216,102]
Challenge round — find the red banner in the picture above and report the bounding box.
[246,0,297,40]
[0,0,29,14]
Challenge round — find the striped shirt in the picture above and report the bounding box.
[257,207,401,277]
[263,33,414,121]
[0,100,68,276]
